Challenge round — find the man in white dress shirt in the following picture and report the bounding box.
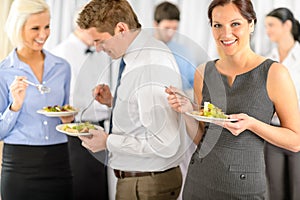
[77,0,189,199]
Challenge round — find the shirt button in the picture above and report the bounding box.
[240,174,246,180]
[45,136,49,140]
[43,121,48,125]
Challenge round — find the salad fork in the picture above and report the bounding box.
[79,97,95,123]
[165,86,199,108]
[79,85,105,123]
[22,79,51,94]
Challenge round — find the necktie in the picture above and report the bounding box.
[109,58,126,133]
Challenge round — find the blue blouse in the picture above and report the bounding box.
[0,49,71,145]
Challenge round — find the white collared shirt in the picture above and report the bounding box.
[268,42,300,125]
[106,30,190,171]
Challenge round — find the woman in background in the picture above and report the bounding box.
[0,0,73,199]
[264,7,300,200]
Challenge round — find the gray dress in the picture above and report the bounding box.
[183,59,275,200]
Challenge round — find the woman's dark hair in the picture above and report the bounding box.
[208,0,257,26]
[267,7,300,42]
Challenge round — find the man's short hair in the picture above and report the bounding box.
[77,0,141,35]
[154,1,180,24]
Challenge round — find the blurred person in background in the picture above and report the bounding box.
[153,1,196,95]
[52,10,111,200]
[0,0,73,199]
[166,0,300,199]
[264,7,300,200]
[153,2,197,199]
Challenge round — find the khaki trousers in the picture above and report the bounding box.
[115,166,182,200]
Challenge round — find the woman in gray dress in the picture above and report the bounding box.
[166,0,300,199]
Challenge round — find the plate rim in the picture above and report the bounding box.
[185,111,237,122]
[37,109,79,117]
[56,123,102,136]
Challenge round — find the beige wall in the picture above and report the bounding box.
[0,0,13,61]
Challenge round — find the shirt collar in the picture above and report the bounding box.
[289,42,300,61]
[270,42,300,62]
[123,29,151,65]
[3,48,65,74]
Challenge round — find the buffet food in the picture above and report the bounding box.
[191,102,228,119]
[61,122,97,133]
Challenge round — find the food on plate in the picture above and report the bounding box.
[191,102,228,119]
[62,122,97,133]
[42,105,76,112]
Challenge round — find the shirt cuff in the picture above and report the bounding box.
[2,105,19,124]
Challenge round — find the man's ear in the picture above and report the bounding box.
[114,22,129,34]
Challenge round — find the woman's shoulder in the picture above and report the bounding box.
[0,49,17,70]
[268,60,290,82]
[0,56,11,69]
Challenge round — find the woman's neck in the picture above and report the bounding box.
[17,47,44,62]
[277,35,295,62]
[16,47,45,82]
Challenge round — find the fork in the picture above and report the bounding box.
[79,85,105,123]
[22,79,51,94]
[165,86,200,109]
[79,97,95,123]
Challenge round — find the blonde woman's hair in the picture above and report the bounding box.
[5,0,50,47]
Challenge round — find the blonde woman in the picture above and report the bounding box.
[0,0,73,199]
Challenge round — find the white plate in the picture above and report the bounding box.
[185,112,238,123]
[37,109,78,117]
[56,123,103,136]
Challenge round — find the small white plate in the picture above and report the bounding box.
[56,123,103,136]
[37,109,78,117]
[185,112,237,123]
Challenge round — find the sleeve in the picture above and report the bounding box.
[0,74,20,139]
[63,61,71,106]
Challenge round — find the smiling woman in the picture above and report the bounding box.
[0,0,73,200]
[165,0,300,199]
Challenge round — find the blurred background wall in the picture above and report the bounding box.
[44,0,300,59]
[1,0,300,61]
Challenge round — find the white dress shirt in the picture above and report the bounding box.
[52,33,115,122]
[267,42,300,125]
[107,30,190,171]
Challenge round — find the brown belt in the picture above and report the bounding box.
[114,166,178,179]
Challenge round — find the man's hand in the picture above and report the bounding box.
[93,84,113,107]
[79,128,108,152]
